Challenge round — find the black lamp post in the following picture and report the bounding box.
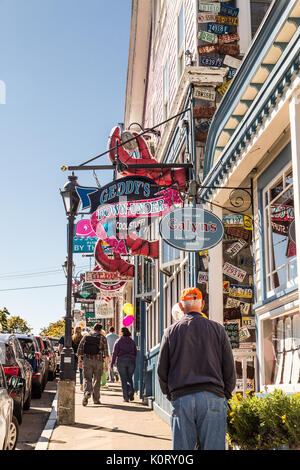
[58,174,80,424]
[60,174,80,380]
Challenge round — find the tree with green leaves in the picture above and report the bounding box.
[40,319,65,338]
[6,316,32,334]
[0,307,10,331]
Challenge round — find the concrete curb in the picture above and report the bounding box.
[35,391,57,450]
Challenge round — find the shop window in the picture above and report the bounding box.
[263,166,297,296]
[263,311,300,387]
[250,0,272,38]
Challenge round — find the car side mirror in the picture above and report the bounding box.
[7,376,24,390]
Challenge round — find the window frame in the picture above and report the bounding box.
[262,163,297,298]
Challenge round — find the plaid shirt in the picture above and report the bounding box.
[77,332,109,359]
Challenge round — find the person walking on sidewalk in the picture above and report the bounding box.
[157,287,236,451]
[106,327,119,383]
[77,323,109,406]
[110,327,137,402]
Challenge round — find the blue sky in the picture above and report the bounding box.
[0,0,131,334]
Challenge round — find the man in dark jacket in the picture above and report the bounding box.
[157,287,236,450]
[77,324,109,406]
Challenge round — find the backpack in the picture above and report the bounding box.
[83,335,101,355]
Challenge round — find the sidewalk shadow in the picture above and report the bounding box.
[71,422,171,442]
[90,403,149,412]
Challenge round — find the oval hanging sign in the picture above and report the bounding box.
[159,207,224,252]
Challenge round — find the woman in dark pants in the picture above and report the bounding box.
[110,327,137,402]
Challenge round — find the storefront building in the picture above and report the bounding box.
[200,0,300,395]
[123,0,277,423]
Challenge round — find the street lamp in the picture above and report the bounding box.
[58,173,80,425]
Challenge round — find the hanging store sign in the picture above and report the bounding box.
[199,2,221,13]
[271,204,294,222]
[73,236,98,253]
[289,219,296,245]
[193,87,216,102]
[198,30,218,44]
[223,262,247,282]
[85,271,132,282]
[159,207,224,252]
[207,22,229,34]
[199,55,224,68]
[95,300,114,319]
[76,175,161,213]
[89,266,127,292]
[216,15,239,26]
[225,226,250,240]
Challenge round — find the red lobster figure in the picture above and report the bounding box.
[108,126,187,190]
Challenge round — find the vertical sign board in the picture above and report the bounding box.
[225,322,239,349]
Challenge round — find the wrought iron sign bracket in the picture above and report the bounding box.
[196,183,253,217]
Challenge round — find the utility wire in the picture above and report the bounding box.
[0,283,67,292]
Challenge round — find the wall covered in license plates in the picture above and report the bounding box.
[195,1,241,144]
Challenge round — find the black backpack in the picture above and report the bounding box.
[83,335,101,355]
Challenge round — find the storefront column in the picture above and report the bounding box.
[236,0,252,55]
[289,89,300,298]
[208,205,223,324]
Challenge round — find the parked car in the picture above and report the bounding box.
[0,334,32,424]
[41,338,57,380]
[47,337,60,373]
[33,336,49,386]
[16,335,47,399]
[0,361,19,450]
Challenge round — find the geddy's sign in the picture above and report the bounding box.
[159,207,224,252]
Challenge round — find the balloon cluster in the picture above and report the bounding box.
[122,303,134,327]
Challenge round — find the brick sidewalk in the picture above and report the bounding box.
[48,380,172,450]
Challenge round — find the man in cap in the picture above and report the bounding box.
[157,287,236,450]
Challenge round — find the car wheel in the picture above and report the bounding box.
[6,416,19,450]
[23,390,31,410]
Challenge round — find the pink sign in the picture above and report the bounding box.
[76,219,97,238]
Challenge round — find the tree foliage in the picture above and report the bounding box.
[0,307,10,331]
[6,316,32,334]
[40,319,65,338]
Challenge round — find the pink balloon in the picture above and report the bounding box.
[122,315,134,327]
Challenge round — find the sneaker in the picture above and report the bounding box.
[129,393,134,401]
[82,393,90,406]
[123,398,129,402]
[93,400,101,405]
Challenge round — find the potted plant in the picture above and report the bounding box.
[227,390,300,450]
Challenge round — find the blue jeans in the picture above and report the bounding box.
[171,391,228,450]
[116,358,135,400]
